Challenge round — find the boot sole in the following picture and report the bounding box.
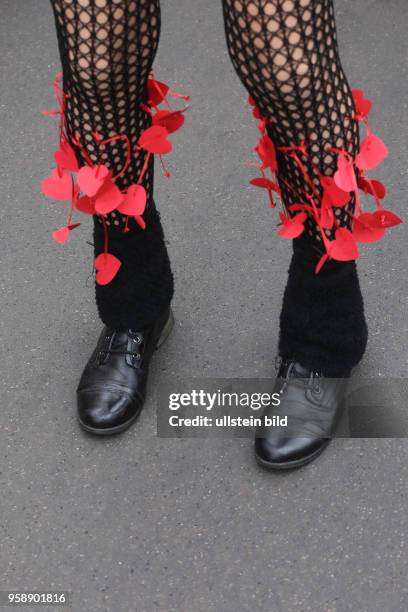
[78,309,175,436]
[255,439,330,471]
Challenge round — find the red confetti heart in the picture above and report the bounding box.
[334,155,357,193]
[52,226,70,244]
[118,184,147,216]
[51,223,80,244]
[321,175,351,207]
[328,228,359,261]
[54,141,79,172]
[355,134,389,172]
[95,253,122,286]
[250,177,280,192]
[94,178,124,215]
[138,126,172,155]
[352,89,372,120]
[76,195,95,215]
[372,210,403,228]
[42,168,73,201]
[353,213,385,243]
[357,176,387,199]
[278,212,307,239]
[256,135,278,172]
[147,79,170,106]
[77,164,110,198]
[152,109,185,134]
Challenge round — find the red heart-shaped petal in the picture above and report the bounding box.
[54,141,79,172]
[76,195,95,215]
[77,164,110,197]
[250,177,280,192]
[321,175,351,207]
[42,168,73,201]
[352,89,372,120]
[353,213,385,243]
[278,212,307,239]
[328,228,359,261]
[138,126,172,155]
[118,184,147,216]
[256,135,278,172]
[52,226,70,244]
[357,176,387,199]
[152,109,185,134]
[147,79,170,106]
[94,253,122,286]
[372,209,403,228]
[94,179,124,214]
[334,155,357,193]
[355,135,389,172]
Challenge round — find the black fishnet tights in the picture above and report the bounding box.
[222,0,360,248]
[50,0,160,231]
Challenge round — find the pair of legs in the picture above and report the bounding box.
[49,0,367,374]
[48,0,368,463]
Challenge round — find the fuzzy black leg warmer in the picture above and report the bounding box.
[278,240,368,377]
[93,201,174,331]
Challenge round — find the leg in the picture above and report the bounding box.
[221,0,367,375]
[48,0,177,434]
[222,0,370,468]
[50,0,173,330]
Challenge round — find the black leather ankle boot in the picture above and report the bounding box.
[255,358,350,470]
[77,307,174,435]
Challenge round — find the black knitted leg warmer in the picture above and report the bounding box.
[50,0,173,330]
[279,240,368,376]
[93,200,173,330]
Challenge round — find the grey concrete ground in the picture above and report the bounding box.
[1,0,407,610]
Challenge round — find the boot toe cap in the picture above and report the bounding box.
[255,435,328,469]
[77,388,142,434]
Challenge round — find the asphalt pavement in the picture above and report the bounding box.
[0,1,407,611]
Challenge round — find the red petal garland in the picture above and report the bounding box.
[246,88,402,273]
[41,71,189,285]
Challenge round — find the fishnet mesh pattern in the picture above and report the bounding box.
[222,0,360,248]
[50,0,161,231]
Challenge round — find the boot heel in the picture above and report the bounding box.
[156,308,174,349]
